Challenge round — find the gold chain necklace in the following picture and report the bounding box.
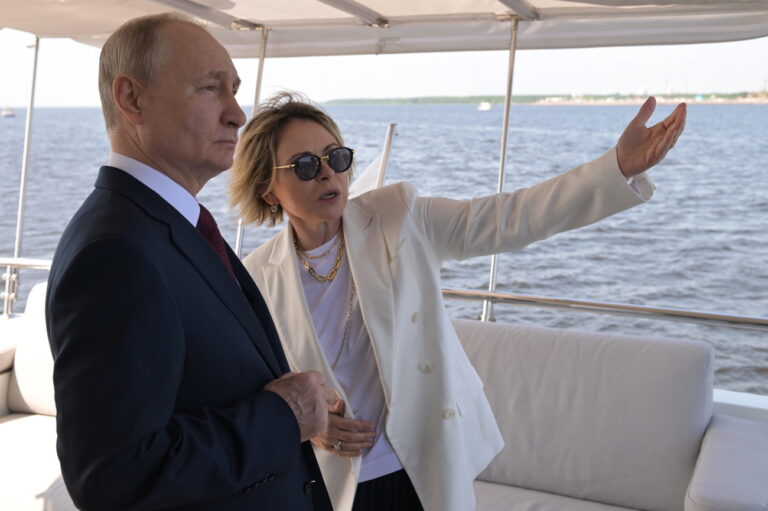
[299,235,340,260]
[294,226,345,283]
[331,280,356,370]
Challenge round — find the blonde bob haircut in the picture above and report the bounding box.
[230,91,348,227]
[98,12,202,130]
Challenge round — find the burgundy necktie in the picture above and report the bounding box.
[196,205,235,278]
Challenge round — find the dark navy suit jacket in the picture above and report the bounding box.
[46,166,331,511]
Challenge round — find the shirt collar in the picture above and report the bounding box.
[108,152,200,226]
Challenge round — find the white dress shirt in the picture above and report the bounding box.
[108,152,200,225]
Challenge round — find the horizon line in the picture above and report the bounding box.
[3,91,767,109]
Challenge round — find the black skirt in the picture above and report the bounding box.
[352,469,424,511]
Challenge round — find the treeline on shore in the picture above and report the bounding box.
[325,91,766,105]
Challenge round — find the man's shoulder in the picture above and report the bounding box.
[68,186,157,239]
[52,186,170,273]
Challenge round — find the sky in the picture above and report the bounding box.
[1,27,767,108]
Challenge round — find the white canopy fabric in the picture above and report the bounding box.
[1,0,768,56]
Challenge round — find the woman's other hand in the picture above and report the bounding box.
[311,401,376,458]
[617,96,686,178]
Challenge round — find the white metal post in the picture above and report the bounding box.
[480,18,519,322]
[235,28,268,257]
[377,123,397,188]
[3,36,40,317]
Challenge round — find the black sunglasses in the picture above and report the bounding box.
[273,146,354,181]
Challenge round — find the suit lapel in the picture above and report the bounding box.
[96,166,283,377]
[229,249,288,374]
[167,223,283,377]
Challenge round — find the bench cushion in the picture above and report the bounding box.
[0,318,18,372]
[454,319,714,511]
[685,413,768,511]
[0,413,76,511]
[474,480,635,511]
[7,283,56,416]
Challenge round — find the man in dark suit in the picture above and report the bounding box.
[46,13,336,511]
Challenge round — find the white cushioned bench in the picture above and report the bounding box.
[453,318,768,511]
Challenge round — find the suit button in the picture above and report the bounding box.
[411,311,419,323]
[442,408,456,420]
[303,480,315,494]
[418,363,432,374]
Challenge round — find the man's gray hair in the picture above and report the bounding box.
[98,12,203,130]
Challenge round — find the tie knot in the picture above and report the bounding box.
[196,204,235,278]
[197,204,218,236]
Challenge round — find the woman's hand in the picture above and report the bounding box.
[310,401,376,458]
[617,96,686,178]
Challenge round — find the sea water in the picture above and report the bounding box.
[0,103,766,393]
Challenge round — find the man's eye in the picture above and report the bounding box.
[204,85,217,91]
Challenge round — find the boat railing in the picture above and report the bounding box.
[1,256,52,316]
[2,256,767,332]
[443,288,768,332]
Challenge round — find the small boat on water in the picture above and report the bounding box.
[1,2,768,510]
[477,101,492,111]
[1,107,15,118]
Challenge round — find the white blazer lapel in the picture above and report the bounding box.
[261,227,360,511]
[343,201,398,402]
[261,228,334,377]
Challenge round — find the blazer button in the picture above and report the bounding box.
[411,311,419,323]
[418,363,432,374]
[303,480,315,494]
[442,408,456,420]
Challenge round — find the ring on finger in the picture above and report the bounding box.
[334,440,342,451]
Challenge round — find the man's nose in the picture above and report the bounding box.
[224,92,246,128]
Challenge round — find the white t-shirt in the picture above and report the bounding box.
[296,233,402,483]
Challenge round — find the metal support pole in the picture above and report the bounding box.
[253,28,269,110]
[480,18,519,322]
[235,28,268,258]
[3,36,40,317]
[377,123,397,188]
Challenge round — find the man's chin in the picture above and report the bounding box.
[213,157,235,173]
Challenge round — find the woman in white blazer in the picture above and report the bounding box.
[230,92,686,511]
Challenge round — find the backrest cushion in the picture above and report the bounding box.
[0,323,16,373]
[0,318,22,415]
[8,282,56,416]
[453,319,713,511]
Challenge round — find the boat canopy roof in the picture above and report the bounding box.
[1,1,768,57]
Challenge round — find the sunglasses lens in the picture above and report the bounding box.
[293,155,320,181]
[328,148,353,173]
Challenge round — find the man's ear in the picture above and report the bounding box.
[113,74,144,126]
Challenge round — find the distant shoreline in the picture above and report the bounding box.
[2,96,766,110]
[326,93,768,106]
[534,98,768,106]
